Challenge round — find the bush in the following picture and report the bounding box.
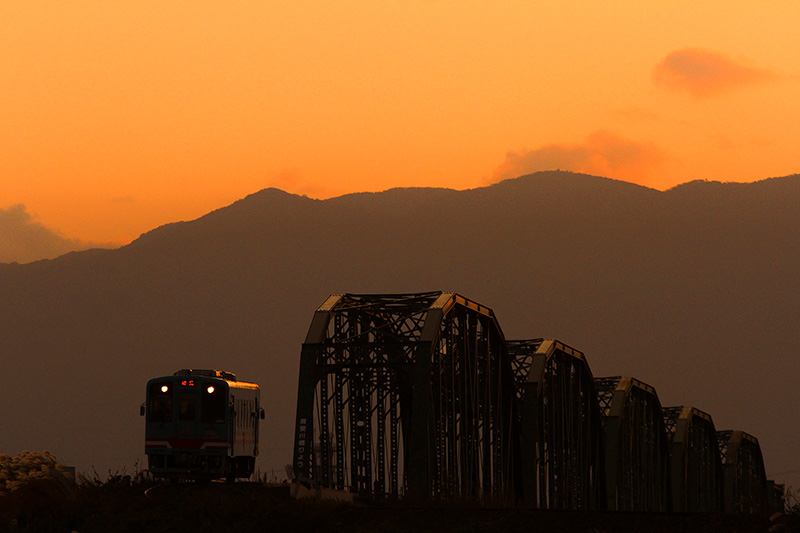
[0,451,74,496]
[0,451,77,529]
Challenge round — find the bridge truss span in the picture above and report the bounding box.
[663,406,723,512]
[717,430,768,513]
[292,292,517,502]
[508,339,603,509]
[595,376,670,511]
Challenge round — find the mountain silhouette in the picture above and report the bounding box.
[2,171,799,486]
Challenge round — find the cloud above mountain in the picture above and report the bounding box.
[491,131,664,185]
[0,204,101,263]
[652,48,778,98]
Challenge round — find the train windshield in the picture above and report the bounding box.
[202,384,226,423]
[147,379,227,424]
[148,381,173,422]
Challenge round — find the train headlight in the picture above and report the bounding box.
[161,385,169,393]
[206,386,215,394]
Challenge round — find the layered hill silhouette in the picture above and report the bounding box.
[2,171,799,487]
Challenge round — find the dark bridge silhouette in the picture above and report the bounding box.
[292,292,778,512]
[508,339,603,509]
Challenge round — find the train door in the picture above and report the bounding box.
[254,397,261,456]
[176,380,199,439]
[229,394,238,456]
[230,392,258,457]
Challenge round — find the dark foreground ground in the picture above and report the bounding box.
[2,480,797,533]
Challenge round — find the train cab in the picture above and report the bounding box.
[141,369,264,481]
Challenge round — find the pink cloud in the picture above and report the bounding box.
[652,48,777,98]
[491,130,665,184]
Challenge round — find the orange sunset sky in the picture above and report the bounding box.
[2,2,799,260]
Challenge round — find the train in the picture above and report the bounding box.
[141,369,264,481]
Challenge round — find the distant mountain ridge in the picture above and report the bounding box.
[2,171,799,488]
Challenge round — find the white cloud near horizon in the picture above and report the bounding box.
[652,48,778,98]
[0,204,100,264]
[491,130,665,185]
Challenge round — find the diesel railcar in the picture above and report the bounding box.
[141,369,264,481]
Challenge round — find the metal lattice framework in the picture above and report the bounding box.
[717,430,768,513]
[289,291,776,512]
[292,292,517,502]
[663,406,723,512]
[595,376,670,511]
[508,339,603,509]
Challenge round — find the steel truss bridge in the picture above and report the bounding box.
[292,292,779,512]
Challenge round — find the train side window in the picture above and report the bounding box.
[202,385,226,423]
[148,382,172,423]
[178,395,196,421]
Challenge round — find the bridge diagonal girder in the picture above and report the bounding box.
[595,376,670,512]
[292,292,517,502]
[508,339,603,510]
[663,406,723,512]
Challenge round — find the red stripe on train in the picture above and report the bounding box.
[145,438,229,450]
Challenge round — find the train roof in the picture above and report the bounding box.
[174,369,237,381]
[146,369,259,390]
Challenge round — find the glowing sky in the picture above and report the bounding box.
[2,2,799,257]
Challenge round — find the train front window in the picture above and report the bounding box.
[202,384,226,423]
[148,382,172,423]
[178,395,197,421]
